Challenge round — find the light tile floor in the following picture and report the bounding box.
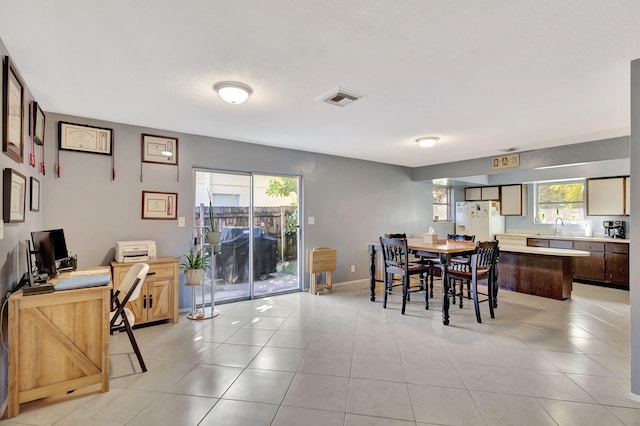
[5,281,640,425]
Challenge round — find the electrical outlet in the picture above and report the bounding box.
[351,265,355,273]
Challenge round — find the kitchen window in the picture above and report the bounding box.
[535,180,585,223]
[433,186,450,221]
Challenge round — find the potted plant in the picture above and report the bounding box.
[179,247,210,286]
[205,191,220,245]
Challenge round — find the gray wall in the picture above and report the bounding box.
[630,59,639,396]
[42,113,432,296]
[0,39,44,415]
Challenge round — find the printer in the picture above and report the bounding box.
[115,240,157,263]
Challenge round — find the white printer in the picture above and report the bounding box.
[115,240,157,263]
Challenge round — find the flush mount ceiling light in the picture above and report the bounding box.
[214,81,253,104]
[415,136,439,148]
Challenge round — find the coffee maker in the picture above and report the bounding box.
[603,220,626,239]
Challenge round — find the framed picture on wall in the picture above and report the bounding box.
[58,121,113,155]
[3,56,25,163]
[141,134,178,165]
[141,190,178,220]
[3,168,26,223]
[31,101,45,145]
[30,177,40,212]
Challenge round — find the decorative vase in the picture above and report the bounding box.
[184,269,204,286]
[207,231,221,245]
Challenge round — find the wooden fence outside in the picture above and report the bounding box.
[196,205,298,261]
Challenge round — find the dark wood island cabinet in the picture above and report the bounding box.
[526,238,629,289]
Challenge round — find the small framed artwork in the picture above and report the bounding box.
[31,101,45,145]
[30,177,40,212]
[142,190,178,220]
[3,56,25,163]
[59,121,113,155]
[3,168,26,223]
[141,134,178,165]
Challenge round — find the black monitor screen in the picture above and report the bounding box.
[31,229,68,261]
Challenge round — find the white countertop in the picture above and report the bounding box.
[499,244,590,257]
[495,233,629,244]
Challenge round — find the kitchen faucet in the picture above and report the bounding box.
[555,216,564,236]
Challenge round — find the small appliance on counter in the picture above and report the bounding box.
[603,221,625,239]
[115,240,157,263]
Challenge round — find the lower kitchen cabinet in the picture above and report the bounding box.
[526,238,628,288]
[111,257,179,325]
[605,243,629,286]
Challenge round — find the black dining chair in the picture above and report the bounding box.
[446,240,499,323]
[379,235,432,314]
[446,234,475,302]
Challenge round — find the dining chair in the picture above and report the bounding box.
[110,262,149,372]
[379,235,432,314]
[446,240,499,323]
[446,234,476,302]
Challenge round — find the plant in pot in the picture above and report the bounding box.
[205,191,220,245]
[180,247,210,286]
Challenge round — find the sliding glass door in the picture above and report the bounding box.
[194,170,300,303]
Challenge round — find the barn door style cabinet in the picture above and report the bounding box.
[111,257,179,325]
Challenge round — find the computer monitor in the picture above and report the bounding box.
[31,229,69,276]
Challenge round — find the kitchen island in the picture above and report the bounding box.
[496,233,630,289]
[497,244,589,300]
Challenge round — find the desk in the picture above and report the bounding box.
[6,269,112,418]
[368,238,476,325]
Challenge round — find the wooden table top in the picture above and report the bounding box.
[369,238,476,254]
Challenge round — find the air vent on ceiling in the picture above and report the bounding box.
[317,87,364,107]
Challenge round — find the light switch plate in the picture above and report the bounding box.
[308,216,315,225]
[178,217,185,227]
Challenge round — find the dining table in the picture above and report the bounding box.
[367,238,477,325]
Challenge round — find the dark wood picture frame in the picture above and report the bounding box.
[3,56,25,163]
[3,168,26,223]
[141,190,178,220]
[58,121,113,155]
[141,134,179,165]
[30,176,40,212]
[31,101,45,145]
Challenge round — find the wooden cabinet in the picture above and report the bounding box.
[466,186,500,201]
[111,257,179,325]
[7,280,111,417]
[481,186,500,200]
[465,187,482,201]
[527,238,549,247]
[586,177,627,216]
[573,241,605,282]
[605,243,629,286]
[500,184,527,216]
[527,238,628,287]
[625,177,630,215]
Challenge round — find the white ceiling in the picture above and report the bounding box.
[1,1,640,168]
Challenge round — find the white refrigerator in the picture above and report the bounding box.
[455,201,505,241]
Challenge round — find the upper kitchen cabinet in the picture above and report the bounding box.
[465,187,482,201]
[500,184,528,216]
[465,186,499,201]
[481,186,500,200]
[586,177,628,216]
[625,176,630,215]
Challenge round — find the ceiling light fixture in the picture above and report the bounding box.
[415,136,439,148]
[213,81,253,104]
